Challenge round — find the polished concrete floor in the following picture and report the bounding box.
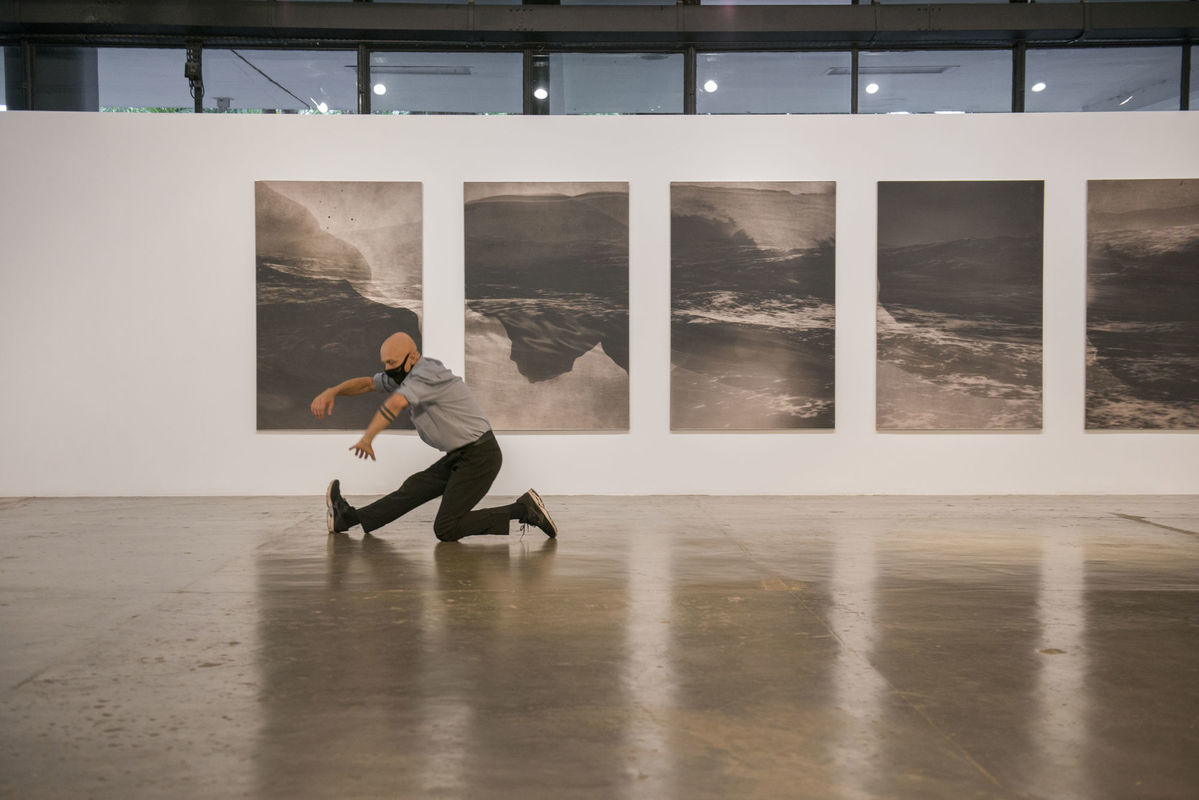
[1,495,1197,800]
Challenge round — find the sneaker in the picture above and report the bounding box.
[325,479,355,534]
[516,489,558,538]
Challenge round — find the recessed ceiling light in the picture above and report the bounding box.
[533,87,549,101]
[865,83,880,95]
[1031,82,1047,93]
[703,80,718,93]
[372,83,386,96]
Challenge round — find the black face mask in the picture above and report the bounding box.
[385,358,412,385]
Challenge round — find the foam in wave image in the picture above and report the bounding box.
[1087,179,1199,429]
[671,182,836,430]
[255,181,422,431]
[464,182,629,431]
[876,181,1044,431]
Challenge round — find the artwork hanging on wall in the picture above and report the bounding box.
[670,182,836,430]
[876,181,1044,430]
[1087,179,1199,429]
[464,182,629,431]
[256,181,422,431]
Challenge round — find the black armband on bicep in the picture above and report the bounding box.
[379,404,398,424]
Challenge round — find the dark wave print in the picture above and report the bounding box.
[257,262,420,431]
[464,190,629,384]
[877,235,1043,430]
[464,188,629,430]
[468,297,627,383]
[1087,223,1199,429]
[671,249,835,430]
[671,183,836,430]
[672,321,835,430]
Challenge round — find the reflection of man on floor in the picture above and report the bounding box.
[310,332,557,542]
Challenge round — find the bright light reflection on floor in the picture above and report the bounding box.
[1034,535,1090,798]
[623,532,676,798]
[828,526,885,796]
[418,565,470,797]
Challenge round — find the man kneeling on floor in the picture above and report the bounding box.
[309,332,557,541]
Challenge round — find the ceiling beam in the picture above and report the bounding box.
[0,1,1196,48]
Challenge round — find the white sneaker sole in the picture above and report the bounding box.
[325,480,336,534]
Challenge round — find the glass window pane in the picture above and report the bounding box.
[1026,46,1181,112]
[203,49,355,114]
[1191,46,1198,111]
[858,50,1011,114]
[98,48,192,112]
[370,52,521,114]
[547,53,683,115]
[22,46,99,111]
[1,46,8,111]
[697,52,850,114]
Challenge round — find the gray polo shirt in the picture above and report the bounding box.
[373,357,491,452]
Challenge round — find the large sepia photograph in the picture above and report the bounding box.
[671,182,836,430]
[877,181,1044,431]
[464,182,630,431]
[256,181,422,430]
[1087,179,1199,429]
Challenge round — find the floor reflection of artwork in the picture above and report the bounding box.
[256,181,422,431]
[877,181,1044,431]
[671,182,835,430]
[464,182,629,431]
[1087,179,1199,429]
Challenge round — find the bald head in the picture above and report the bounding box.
[380,332,420,372]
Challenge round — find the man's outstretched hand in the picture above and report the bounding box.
[350,439,376,461]
[310,389,337,418]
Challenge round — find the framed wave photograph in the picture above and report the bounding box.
[464,182,630,431]
[670,181,836,431]
[1087,179,1199,430]
[876,180,1044,431]
[255,181,422,431]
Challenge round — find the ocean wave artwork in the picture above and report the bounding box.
[1087,179,1199,430]
[877,181,1044,431]
[255,181,422,431]
[464,182,629,431]
[671,182,836,430]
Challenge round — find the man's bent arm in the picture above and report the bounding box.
[350,393,410,461]
[311,376,375,418]
[338,376,376,395]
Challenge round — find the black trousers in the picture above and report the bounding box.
[355,430,510,541]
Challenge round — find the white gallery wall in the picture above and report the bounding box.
[1,110,1197,496]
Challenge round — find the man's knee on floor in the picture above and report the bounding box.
[433,517,464,542]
